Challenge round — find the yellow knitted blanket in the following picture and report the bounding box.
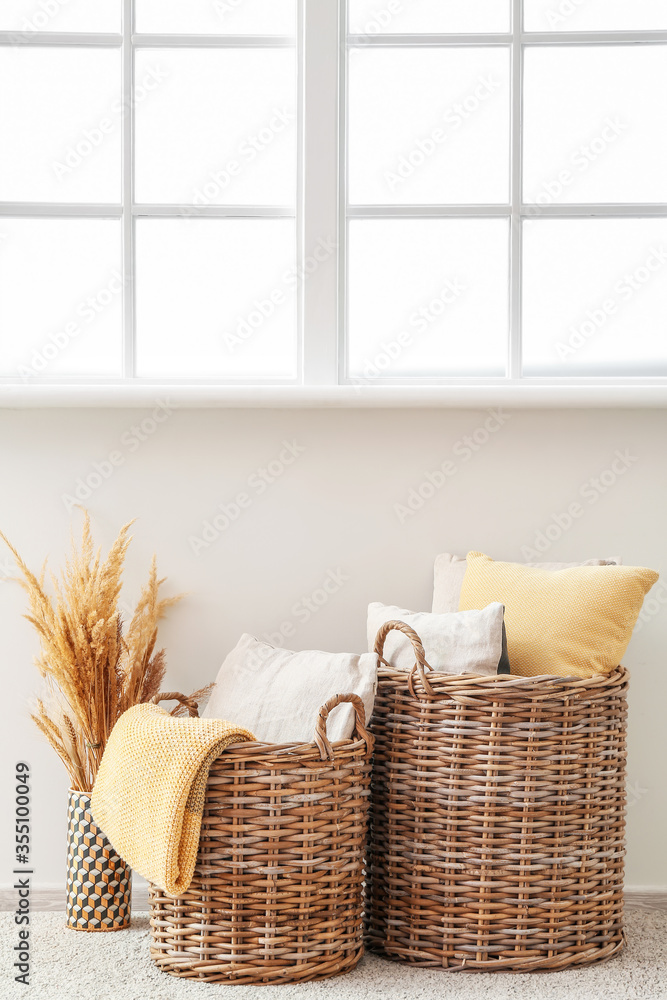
[91,703,255,897]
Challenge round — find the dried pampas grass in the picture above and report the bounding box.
[1,511,182,791]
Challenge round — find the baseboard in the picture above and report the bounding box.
[0,878,149,912]
[624,887,667,910]
[1,883,666,913]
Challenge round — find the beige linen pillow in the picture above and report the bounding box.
[367,601,507,676]
[432,552,621,614]
[202,634,377,743]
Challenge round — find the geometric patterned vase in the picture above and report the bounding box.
[66,790,131,931]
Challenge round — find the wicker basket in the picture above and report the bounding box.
[366,620,628,972]
[149,692,373,984]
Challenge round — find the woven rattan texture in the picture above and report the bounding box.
[367,630,628,972]
[149,694,373,984]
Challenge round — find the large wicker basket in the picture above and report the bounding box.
[149,692,373,984]
[366,620,629,972]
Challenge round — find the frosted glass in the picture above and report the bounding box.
[0,0,120,32]
[0,219,123,377]
[524,46,667,204]
[135,0,296,35]
[347,219,509,378]
[135,48,296,205]
[524,0,667,32]
[0,47,121,203]
[135,219,297,377]
[348,47,511,204]
[522,219,667,376]
[348,0,510,34]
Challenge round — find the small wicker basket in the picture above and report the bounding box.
[366,620,629,972]
[148,692,373,984]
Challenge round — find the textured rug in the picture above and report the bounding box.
[1,910,666,1000]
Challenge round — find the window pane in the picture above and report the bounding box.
[0,219,122,378]
[348,48,510,205]
[524,0,667,32]
[0,0,120,32]
[347,219,509,378]
[348,0,510,34]
[135,219,297,378]
[523,46,667,205]
[522,219,667,376]
[135,0,296,34]
[0,47,121,203]
[135,49,296,206]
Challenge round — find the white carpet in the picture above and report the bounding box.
[1,910,666,1000]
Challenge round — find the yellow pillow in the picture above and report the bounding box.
[459,551,659,678]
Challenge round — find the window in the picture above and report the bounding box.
[0,0,298,384]
[344,0,667,383]
[0,0,666,399]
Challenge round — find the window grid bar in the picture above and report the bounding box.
[132,34,295,48]
[337,374,667,387]
[347,31,667,47]
[6,30,665,51]
[509,0,523,380]
[0,32,122,46]
[4,373,667,385]
[345,204,667,218]
[0,203,122,217]
[0,375,305,386]
[338,0,348,384]
[0,375,667,392]
[347,205,510,218]
[295,0,305,386]
[0,33,296,48]
[347,33,512,47]
[301,0,340,384]
[132,205,296,218]
[122,0,134,379]
[522,31,667,45]
[522,204,667,217]
[5,203,662,221]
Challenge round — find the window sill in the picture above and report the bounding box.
[2,382,667,408]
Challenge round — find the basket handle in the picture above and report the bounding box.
[314,693,372,762]
[150,691,200,718]
[373,620,436,699]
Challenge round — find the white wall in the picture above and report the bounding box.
[1,406,665,890]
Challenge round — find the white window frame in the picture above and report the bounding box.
[1,0,667,407]
[340,0,667,389]
[0,0,306,389]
